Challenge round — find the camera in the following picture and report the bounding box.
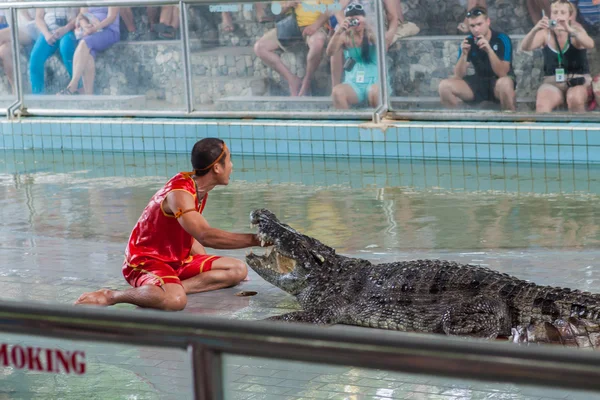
[349,19,359,27]
[343,57,356,72]
[550,19,557,27]
[567,77,586,87]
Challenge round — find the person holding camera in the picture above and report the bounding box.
[438,7,516,111]
[520,0,594,113]
[326,3,385,109]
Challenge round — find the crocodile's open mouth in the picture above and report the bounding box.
[246,218,297,274]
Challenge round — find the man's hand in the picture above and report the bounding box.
[476,35,492,53]
[460,38,471,56]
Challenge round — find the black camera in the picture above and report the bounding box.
[567,77,586,87]
[343,57,356,72]
[349,19,359,27]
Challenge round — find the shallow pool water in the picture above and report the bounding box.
[0,149,599,399]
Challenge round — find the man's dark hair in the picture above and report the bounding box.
[191,138,226,176]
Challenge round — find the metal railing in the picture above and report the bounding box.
[1,1,599,121]
[2,299,600,399]
[0,0,382,121]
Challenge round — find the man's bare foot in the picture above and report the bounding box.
[74,289,114,306]
[288,76,302,96]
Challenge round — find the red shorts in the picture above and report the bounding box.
[122,254,221,287]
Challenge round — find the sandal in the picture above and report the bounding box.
[158,25,176,40]
[57,87,76,95]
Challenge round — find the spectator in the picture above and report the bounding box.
[458,0,487,33]
[527,0,552,25]
[570,0,600,34]
[29,8,78,94]
[60,7,120,95]
[155,6,180,39]
[0,9,39,93]
[520,0,594,112]
[254,1,332,96]
[330,0,418,89]
[438,7,516,110]
[327,3,385,108]
[119,7,144,40]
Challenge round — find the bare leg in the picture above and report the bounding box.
[181,257,247,294]
[66,41,92,93]
[368,84,380,108]
[256,3,273,22]
[438,77,475,107]
[298,32,326,96]
[222,12,234,32]
[0,43,15,93]
[159,6,174,25]
[82,56,95,95]
[75,284,188,311]
[566,86,589,112]
[330,51,344,89]
[170,6,180,29]
[120,7,136,33]
[535,84,564,113]
[494,76,516,111]
[332,83,360,109]
[254,33,302,96]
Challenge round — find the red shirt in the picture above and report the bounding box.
[125,172,207,266]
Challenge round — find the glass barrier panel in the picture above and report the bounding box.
[18,5,186,111]
[223,354,600,399]
[0,332,193,399]
[186,0,382,113]
[0,8,17,110]
[387,0,600,117]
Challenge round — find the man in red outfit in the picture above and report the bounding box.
[75,138,261,311]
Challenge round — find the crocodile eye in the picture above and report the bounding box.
[310,251,325,264]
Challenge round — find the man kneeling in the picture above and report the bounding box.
[75,138,261,311]
[438,7,516,111]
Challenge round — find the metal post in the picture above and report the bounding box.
[7,7,23,119]
[189,343,223,400]
[373,0,389,124]
[180,1,194,113]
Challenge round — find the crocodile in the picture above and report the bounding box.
[247,209,600,348]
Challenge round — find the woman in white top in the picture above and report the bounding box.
[0,9,39,93]
[29,8,78,94]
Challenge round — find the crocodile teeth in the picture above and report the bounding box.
[246,249,253,256]
[261,239,266,247]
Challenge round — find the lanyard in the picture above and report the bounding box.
[551,30,569,68]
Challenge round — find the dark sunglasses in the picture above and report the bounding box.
[345,3,364,13]
[466,8,487,17]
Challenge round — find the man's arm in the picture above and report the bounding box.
[454,39,471,78]
[478,35,511,77]
[165,191,260,249]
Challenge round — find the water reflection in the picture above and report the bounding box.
[0,151,599,253]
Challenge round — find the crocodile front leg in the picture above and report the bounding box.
[441,295,511,339]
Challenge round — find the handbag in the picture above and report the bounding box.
[276,13,303,47]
